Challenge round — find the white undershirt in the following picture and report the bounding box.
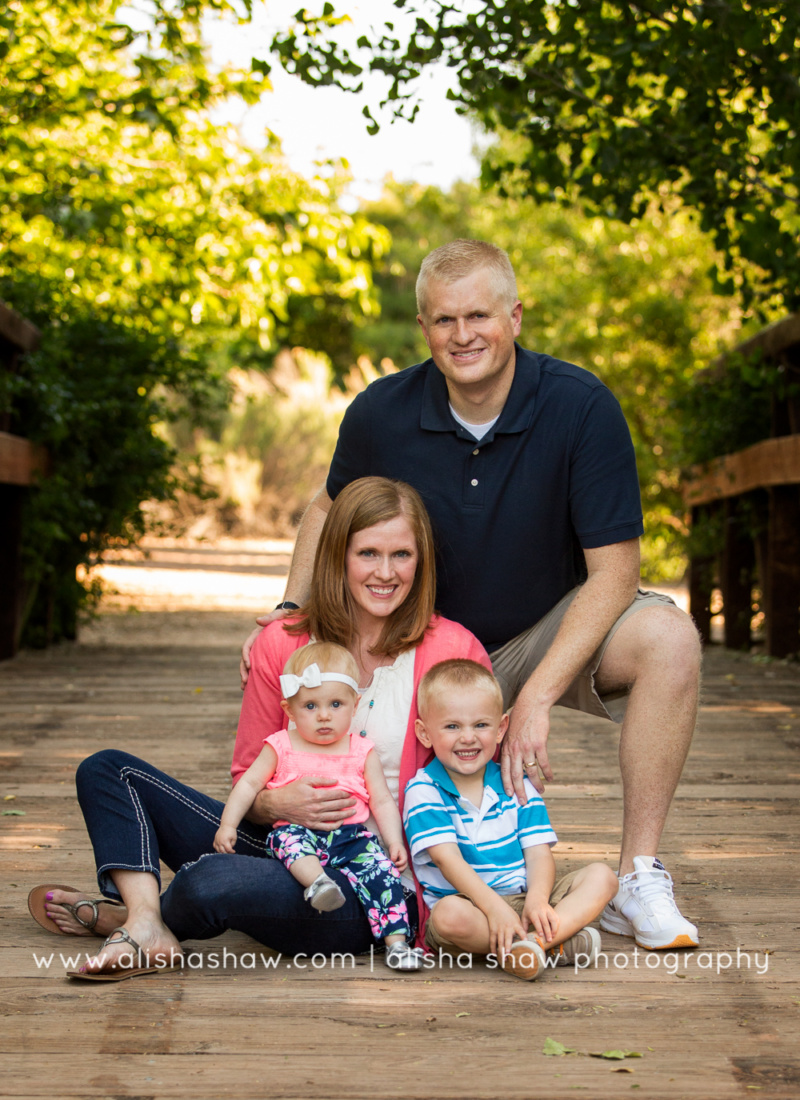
[449,403,500,441]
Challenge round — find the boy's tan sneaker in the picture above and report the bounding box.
[501,938,546,981]
[545,926,601,968]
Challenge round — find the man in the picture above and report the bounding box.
[241,239,701,950]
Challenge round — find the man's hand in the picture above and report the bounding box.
[247,777,357,831]
[501,700,554,802]
[483,896,527,959]
[239,608,292,690]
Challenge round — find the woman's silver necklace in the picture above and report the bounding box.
[357,660,388,738]
[358,694,376,738]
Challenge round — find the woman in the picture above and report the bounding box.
[31,477,490,978]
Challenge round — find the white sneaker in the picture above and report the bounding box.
[303,873,345,912]
[600,856,699,950]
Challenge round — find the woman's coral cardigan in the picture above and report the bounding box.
[233,614,492,946]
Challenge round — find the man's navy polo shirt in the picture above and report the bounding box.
[327,344,643,651]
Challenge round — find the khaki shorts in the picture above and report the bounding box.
[425,869,580,953]
[491,586,679,724]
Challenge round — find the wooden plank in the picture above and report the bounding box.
[684,434,800,506]
[2,618,800,1100]
[765,485,800,657]
[0,432,48,487]
[0,300,41,353]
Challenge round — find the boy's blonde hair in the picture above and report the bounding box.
[417,659,504,718]
[282,642,360,697]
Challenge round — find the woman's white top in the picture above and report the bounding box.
[355,648,415,887]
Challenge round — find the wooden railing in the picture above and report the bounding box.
[684,315,800,657]
[0,301,45,660]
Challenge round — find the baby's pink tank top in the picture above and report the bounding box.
[265,730,373,827]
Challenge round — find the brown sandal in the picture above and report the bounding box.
[67,927,180,982]
[28,884,123,936]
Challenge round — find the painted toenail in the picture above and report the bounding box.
[46,892,53,900]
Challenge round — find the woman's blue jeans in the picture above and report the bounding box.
[76,749,416,956]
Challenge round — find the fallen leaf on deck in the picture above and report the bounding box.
[455,1012,470,1017]
[3,810,25,815]
[543,1038,577,1056]
[590,1050,642,1060]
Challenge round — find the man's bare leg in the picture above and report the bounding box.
[594,604,701,948]
[595,604,701,874]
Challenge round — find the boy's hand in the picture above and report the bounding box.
[388,842,408,873]
[213,825,238,854]
[484,896,527,959]
[522,896,560,946]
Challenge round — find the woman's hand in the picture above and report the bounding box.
[248,777,357,831]
[214,825,238,854]
[388,842,408,873]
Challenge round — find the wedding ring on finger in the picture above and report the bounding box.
[524,760,537,769]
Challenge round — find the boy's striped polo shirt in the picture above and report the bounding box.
[403,757,557,908]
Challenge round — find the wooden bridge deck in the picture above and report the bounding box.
[2,614,800,1099]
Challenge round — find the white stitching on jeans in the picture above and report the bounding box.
[118,766,268,858]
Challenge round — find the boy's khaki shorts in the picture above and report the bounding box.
[490,586,679,723]
[424,869,580,953]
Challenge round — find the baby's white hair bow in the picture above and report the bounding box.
[280,662,359,699]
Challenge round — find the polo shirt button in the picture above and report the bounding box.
[471,478,478,486]
[472,449,479,456]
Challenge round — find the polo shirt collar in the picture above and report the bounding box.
[422,756,462,798]
[419,344,540,439]
[422,756,506,802]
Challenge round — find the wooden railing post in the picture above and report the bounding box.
[0,301,44,659]
[765,485,800,657]
[720,498,755,650]
[688,505,715,645]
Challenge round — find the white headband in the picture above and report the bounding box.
[280,662,359,699]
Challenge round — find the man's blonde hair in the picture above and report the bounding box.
[416,239,518,316]
[417,659,504,718]
[283,642,359,697]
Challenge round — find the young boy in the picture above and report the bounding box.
[403,659,618,980]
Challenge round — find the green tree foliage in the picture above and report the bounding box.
[359,179,743,580]
[0,0,388,644]
[270,0,800,313]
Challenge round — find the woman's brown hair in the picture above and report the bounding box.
[286,477,436,657]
